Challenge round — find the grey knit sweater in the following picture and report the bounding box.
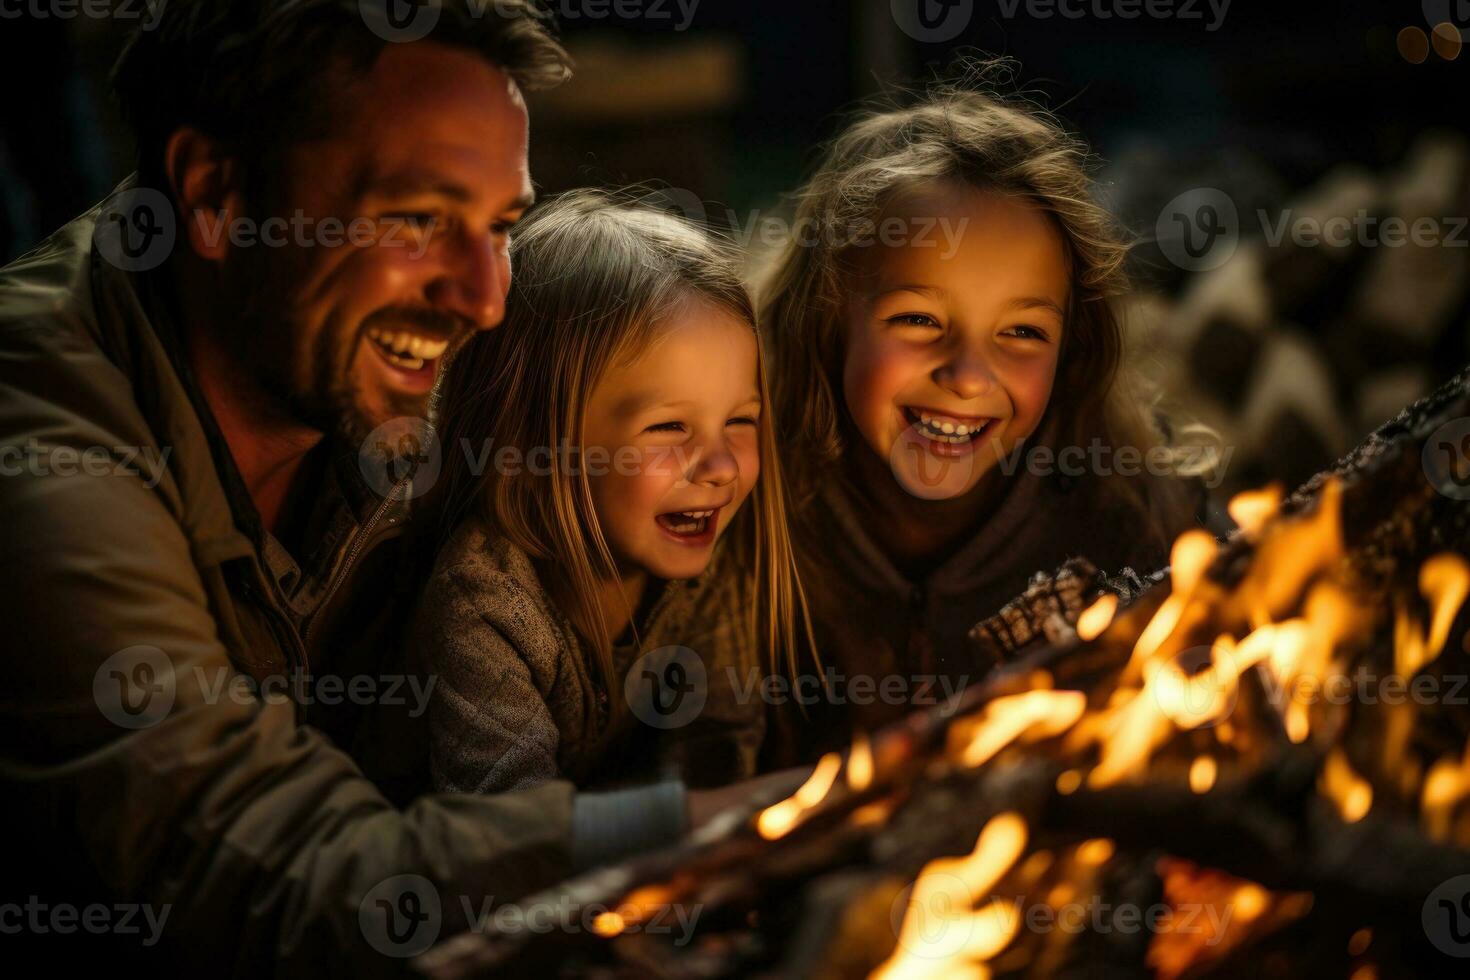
[414,517,766,794]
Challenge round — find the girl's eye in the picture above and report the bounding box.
[384,212,438,230]
[887,313,941,329]
[1003,324,1051,342]
[644,421,685,434]
[727,416,759,427]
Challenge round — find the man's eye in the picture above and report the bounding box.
[888,313,940,329]
[645,421,685,434]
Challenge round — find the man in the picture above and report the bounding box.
[0,2,772,973]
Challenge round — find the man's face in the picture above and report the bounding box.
[222,42,532,445]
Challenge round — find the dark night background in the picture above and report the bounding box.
[3,0,1468,495]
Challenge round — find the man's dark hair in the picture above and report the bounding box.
[112,0,571,201]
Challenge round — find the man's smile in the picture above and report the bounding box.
[364,326,450,393]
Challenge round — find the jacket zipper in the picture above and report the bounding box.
[300,476,410,663]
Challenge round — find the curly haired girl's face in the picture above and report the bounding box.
[841,184,1069,500]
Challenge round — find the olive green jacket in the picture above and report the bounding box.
[0,187,680,976]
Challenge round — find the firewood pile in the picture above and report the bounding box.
[418,366,1470,980]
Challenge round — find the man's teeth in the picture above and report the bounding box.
[367,328,449,370]
[912,410,988,443]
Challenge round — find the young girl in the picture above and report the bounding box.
[416,188,810,795]
[758,70,1209,762]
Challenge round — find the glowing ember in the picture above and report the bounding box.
[590,912,624,937]
[1189,755,1217,794]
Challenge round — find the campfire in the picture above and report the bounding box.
[418,368,1470,980]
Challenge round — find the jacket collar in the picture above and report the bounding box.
[83,179,258,570]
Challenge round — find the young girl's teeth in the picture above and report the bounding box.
[659,510,713,535]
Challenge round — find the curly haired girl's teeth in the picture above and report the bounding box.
[907,408,992,444]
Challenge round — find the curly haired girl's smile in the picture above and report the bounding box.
[842,182,1069,500]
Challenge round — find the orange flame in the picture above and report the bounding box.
[1395,553,1470,677]
[1076,594,1119,642]
[1321,749,1373,823]
[951,690,1088,769]
[849,733,874,792]
[1228,484,1282,537]
[758,752,843,840]
[872,812,1028,980]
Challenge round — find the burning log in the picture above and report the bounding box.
[417,366,1470,980]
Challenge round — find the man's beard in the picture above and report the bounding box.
[236,301,472,451]
[217,234,478,449]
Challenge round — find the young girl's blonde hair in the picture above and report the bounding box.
[433,188,812,713]
[759,62,1203,535]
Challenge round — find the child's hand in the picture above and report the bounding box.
[686,765,815,830]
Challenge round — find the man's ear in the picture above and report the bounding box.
[163,127,245,264]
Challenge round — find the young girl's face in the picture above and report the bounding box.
[582,300,762,581]
[841,183,1070,500]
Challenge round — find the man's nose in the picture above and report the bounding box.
[934,340,998,400]
[426,234,507,331]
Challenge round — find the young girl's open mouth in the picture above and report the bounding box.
[902,406,997,457]
[655,506,723,546]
